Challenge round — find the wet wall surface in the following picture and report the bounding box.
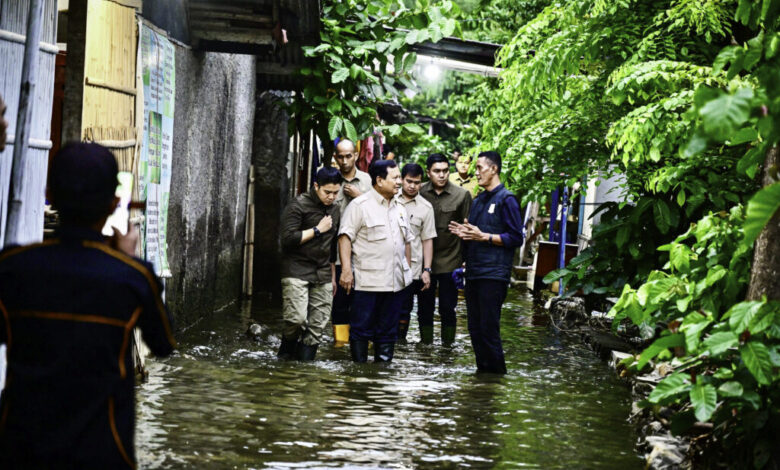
[136,290,642,469]
[166,49,256,328]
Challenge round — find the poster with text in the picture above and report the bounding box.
[139,24,175,277]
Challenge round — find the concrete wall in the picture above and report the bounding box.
[165,49,256,328]
[251,91,293,303]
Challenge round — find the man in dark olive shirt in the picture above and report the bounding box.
[278,167,342,360]
[450,151,525,374]
[0,143,176,469]
[419,153,472,345]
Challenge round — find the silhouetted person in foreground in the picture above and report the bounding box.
[0,142,176,469]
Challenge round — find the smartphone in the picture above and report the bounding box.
[102,171,134,236]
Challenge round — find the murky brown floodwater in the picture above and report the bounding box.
[136,289,642,469]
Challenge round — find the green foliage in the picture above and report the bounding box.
[609,208,780,467]
[289,0,462,150]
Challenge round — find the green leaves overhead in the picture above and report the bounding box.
[293,0,461,147]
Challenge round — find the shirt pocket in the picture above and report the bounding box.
[356,259,388,287]
[409,216,423,238]
[437,203,458,228]
[365,217,388,241]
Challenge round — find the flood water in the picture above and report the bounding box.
[136,289,642,469]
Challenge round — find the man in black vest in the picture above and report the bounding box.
[449,151,524,374]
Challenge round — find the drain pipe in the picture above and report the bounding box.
[558,186,569,296]
[5,0,45,246]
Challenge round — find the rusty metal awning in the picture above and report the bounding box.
[408,36,502,67]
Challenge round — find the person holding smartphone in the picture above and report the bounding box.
[0,142,176,469]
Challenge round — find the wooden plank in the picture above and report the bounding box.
[189,11,272,23]
[0,28,59,54]
[192,29,273,45]
[85,76,137,96]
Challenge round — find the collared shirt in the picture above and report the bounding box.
[420,180,473,274]
[0,225,175,467]
[335,168,372,216]
[339,188,414,292]
[449,172,479,195]
[397,193,437,279]
[280,188,341,283]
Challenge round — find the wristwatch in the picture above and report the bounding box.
[313,227,321,238]
[423,267,432,273]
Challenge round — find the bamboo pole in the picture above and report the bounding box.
[6,0,45,246]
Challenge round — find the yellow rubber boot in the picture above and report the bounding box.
[333,324,350,348]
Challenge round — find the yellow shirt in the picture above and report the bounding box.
[449,172,479,195]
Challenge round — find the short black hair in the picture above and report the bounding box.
[426,153,449,169]
[315,166,342,186]
[453,149,462,155]
[401,163,424,179]
[48,142,118,225]
[368,159,397,185]
[478,151,502,173]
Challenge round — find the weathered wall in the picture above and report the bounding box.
[166,49,256,328]
[251,90,293,302]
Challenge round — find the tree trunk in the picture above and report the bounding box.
[746,146,780,302]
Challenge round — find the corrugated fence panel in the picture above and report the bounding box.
[82,0,137,172]
[0,0,58,246]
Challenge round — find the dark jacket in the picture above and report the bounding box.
[0,226,176,469]
[420,181,472,274]
[465,184,522,282]
[280,188,341,283]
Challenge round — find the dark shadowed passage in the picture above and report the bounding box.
[136,290,641,469]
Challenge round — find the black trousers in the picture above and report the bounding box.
[418,272,458,327]
[465,278,508,374]
[332,265,352,325]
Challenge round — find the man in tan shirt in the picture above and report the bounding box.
[331,139,373,346]
[397,163,437,342]
[338,160,413,363]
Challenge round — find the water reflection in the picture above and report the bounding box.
[136,290,641,469]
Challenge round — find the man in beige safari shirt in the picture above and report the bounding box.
[338,160,413,363]
[396,163,437,343]
[331,139,373,346]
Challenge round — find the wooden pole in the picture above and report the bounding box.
[5,0,46,246]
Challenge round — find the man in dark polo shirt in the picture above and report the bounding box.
[419,153,472,345]
[0,142,176,469]
[450,151,525,374]
[278,167,342,361]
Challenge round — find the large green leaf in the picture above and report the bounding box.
[702,331,738,356]
[740,341,773,385]
[699,87,754,140]
[343,119,358,143]
[725,301,764,333]
[653,200,672,234]
[648,373,690,403]
[743,183,780,247]
[689,383,717,422]
[637,333,684,369]
[328,116,343,140]
[717,381,743,398]
[331,67,350,84]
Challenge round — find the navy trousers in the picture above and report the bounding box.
[399,280,424,325]
[465,279,508,374]
[350,290,404,343]
[332,265,353,325]
[418,272,458,327]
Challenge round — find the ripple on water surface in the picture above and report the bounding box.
[137,290,642,469]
